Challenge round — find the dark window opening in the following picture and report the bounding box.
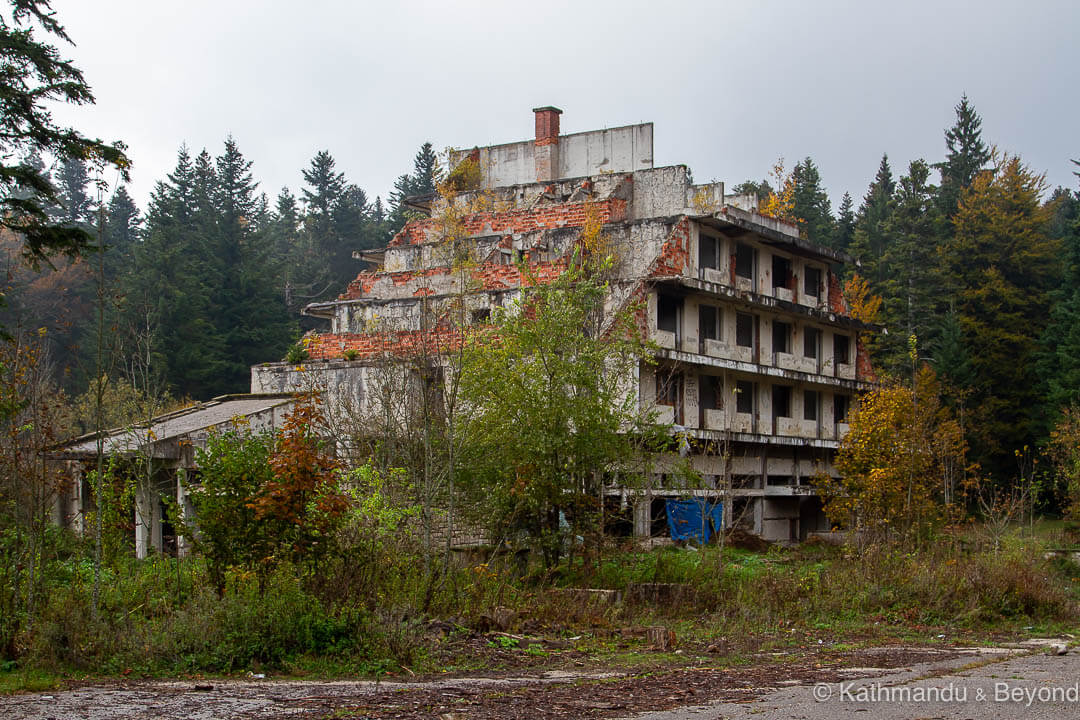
[699,234,719,270]
[773,321,791,354]
[732,475,757,490]
[734,242,754,279]
[657,294,680,333]
[656,371,682,407]
[834,334,851,365]
[773,385,792,418]
[700,374,722,411]
[736,312,754,348]
[767,475,793,486]
[736,380,754,414]
[804,327,819,359]
[471,308,490,324]
[834,394,850,423]
[699,305,720,342]
[772,254,793,290]
[804,266,822,298]
[804,390,819,421]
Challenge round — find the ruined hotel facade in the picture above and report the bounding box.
[251,107,876,544]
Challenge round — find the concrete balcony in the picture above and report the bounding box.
[700,267,727,285]
[701,338,729,358]
[731,412,753,433]
[776,417,819,439]
[703,408,727,430]
[774,286,794,303]
[653,404,676,425]
[653,328,676,350]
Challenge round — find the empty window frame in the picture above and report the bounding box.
[470,308,491,324]
[699,233,720,270]
[773,321,791,354]
[803,326,819,359]
[804,389,819,421]
[699,304,721,342]
[834,333,851,365]
[700,374,723,411]
[736,380,755,414]
[656,371,682,407]
[657,293,681,333]
[734,242,754,279]
[772,254,793,290]
[736,312,754,348]
[834,393,850,423]
[773,385,792,418]
[804,265,822,298]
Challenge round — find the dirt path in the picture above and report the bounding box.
[0,647,1023,720]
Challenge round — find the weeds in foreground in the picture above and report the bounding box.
[4,524,1078,689]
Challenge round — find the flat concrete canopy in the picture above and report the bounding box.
[53,393,296,462]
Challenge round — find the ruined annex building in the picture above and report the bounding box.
[253,107,876,544]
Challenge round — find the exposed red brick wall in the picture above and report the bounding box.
[827,270,845,314]
[647,218,691,277]
[306,327,466,361]
[342,260,570,300]
[855,337,877,382]
[387,198,625,248]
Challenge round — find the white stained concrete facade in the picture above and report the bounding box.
[251,108,876,544]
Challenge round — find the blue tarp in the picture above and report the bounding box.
[664,499,723,543]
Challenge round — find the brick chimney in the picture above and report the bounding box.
[533,106,562,183]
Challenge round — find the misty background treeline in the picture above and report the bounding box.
[5,96,1080,484]
[1,139,438,400]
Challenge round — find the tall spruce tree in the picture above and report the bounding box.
[939,154,1059,479]
[849,154,895,284]
[102,185,139,278]
[212,137,293,390]
[877,160,942,376]
[1037,162,1080,422]
[54,156,92,226]
[936,94,992,222]
[388,141,439,234]
[791,157,835,247]
[834,192,855,252]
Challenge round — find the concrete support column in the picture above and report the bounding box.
[135,480,153,559]
[176,468,189,558]
[633,498,652,538]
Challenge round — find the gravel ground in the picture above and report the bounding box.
[0,646,989,720]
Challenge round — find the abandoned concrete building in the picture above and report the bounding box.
[251,107,876,544]
[54,394,298,558]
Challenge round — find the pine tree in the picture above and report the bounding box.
[835,192,855,251]
[791,157,834,247]
[102,185,139,278]
[410,142,438,196]
[54,157,92,226]
[125,146,226,399]
[936,94,991,222]
[849,154,895,284]
[388,141,439,234]
[877,160,942,375]
[0,0,128,264]
[213,138,294,390]
[940,154,1059,478]
[1038,163,1080,420]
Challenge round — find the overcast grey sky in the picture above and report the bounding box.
[50,0,1079,214]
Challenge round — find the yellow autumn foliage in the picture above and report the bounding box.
[815,366,966,544]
